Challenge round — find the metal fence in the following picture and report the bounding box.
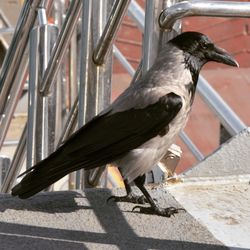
[0,0,249,192]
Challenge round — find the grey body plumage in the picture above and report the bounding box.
[115,45,194,182]
[12,32,238,216]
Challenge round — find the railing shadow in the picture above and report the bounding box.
[0,189,247,250]
[0,191,87,213]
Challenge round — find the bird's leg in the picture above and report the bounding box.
[107,179,148,204]
[133,175,185,217]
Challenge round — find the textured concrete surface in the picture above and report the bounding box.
[169,127,250,249]
[168,181,250,249]
[0,188,230,250]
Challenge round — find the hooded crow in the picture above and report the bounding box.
[12,32,238,217]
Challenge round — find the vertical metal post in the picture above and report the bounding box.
[69,30,78,108]
[76,0,92,189]
[53,0,64,147]
[142,0,182,74]
[27,11,58,168]
[142,0,161,74]
[91,0,113,118]
[0,156,10,188]
[78,0,114,189]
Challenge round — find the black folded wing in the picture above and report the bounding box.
[60,92,183,167]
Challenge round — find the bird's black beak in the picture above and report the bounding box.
[208,46,239,67]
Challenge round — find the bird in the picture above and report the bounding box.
[12,32,238,217]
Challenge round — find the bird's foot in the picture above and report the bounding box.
[132,205,185,217]
[107,193,148,204]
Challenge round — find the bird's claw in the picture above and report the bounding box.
[132,205,186,217]
[107,193,148,204]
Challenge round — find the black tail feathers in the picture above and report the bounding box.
[11,154,84,199]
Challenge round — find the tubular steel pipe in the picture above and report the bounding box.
[76,0,92,189]
[27,23,58,168]
[55,97,78,190]
[0,0,55,151]
[0,59,28,150]
[78,0,92,128]
[40,0,82,96]
[0,0,42,115]
[159,1,250,30]
[57,97,78,147]
[143,0,182,74]
[69,30,78,108]
[1,123,27,193]
[92,0,131,65]
[127,0,145,32]
[142,0,161,73]
[197,76,246,136]
[78,0,114,189]
[84,0,114,188]
[38,7,47,25]
[0,28,15,35]
[179,131,204,161]
[113,45,135,76]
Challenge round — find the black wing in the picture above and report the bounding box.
[60,92,183,165]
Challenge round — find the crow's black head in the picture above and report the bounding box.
[170,32,239,69]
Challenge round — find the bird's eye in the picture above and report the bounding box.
[200,42,213,50]
[200,42,209,49]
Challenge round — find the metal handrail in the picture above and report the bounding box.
[93,0,131,65]
[197,77,246,135]
[127,0,145,32]
[157,0,248,135]
[0,0,42,114]
[159,0,250,30]
[27,10,59,168]
[78,0,92,127]
[179,131,204,161]
[0,58,28,151]
[0,0,55,151]
[57,97,78,146]
[40,0,82,96]
[113,45,135,76]
[0,28,15,35]
[0,0,42,151]
[1,123,27,193]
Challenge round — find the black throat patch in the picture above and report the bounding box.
[183,52,200,85]
[183,52,201,104]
